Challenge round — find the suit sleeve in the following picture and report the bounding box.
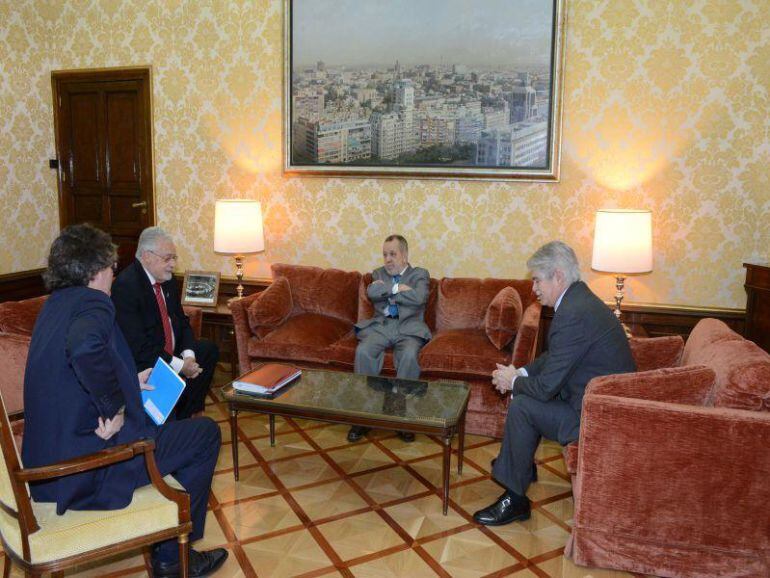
[367,269,390,304]
[111,278,170,370]
[513,310,589,402]
[393,268,429,307]
[66,294,126,420]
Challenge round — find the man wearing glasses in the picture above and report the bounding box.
[112,226,219,419]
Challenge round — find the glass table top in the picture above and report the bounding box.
[221,368,470,428]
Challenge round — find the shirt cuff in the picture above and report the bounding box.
[170,356,184,374]
[510,367,528,398]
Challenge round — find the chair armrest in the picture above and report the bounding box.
[182,305,202,339]
[629,335,684,371]
[16,438,156,482]
[576,395,770,551]
[586,365,715,406]
[511,300,542,368]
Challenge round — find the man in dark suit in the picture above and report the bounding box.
[112,227,218,419]
[473,241,636,526]
[23,224,227,577]
[348,234,432,442]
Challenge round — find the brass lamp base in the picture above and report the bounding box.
[234,255,245,299]
[611,274,632,337]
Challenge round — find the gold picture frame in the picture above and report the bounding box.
[284,0,567,181]
[181,271,221,307]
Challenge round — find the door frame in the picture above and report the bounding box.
[51,66,156,230]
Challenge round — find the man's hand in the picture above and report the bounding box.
[138,368,154,391]
[492,363,519,394]
[95,413,124,440]
[397,283,413,292]
[181,356,203,379]
[371,279,385,286]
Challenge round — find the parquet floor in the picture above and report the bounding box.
[5,369,647,577]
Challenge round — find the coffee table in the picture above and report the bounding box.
[220,368,470,515]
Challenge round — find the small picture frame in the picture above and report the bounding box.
[181,271,220,307]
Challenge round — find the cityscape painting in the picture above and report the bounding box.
[284,0,566,180]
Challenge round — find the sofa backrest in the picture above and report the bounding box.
[357,273,439,331]
[683,318,770,411]
[0,296,48,336]
[435,278,534,332]
[271,263,361,324]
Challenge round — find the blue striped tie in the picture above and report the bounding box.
[388,274,401,317]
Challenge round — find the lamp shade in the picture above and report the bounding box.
[214,200,265,254]
[592,209,653,274]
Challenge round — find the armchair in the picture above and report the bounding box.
[565,320,770,577]
[0,389,193,577]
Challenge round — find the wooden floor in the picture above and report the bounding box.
[5,368,649,578]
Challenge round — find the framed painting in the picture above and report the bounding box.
[284,0,566,181]
[181,271,220,307]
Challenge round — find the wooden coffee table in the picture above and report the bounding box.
[220,368,470,515]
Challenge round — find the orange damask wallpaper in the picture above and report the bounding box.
[0,0,767,309]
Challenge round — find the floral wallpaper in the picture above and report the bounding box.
[0,0,767,309]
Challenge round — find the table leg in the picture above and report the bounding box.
[458,411,466,476]
[442,435,451,515]
[269,414,276,447]
[230,407,239,481]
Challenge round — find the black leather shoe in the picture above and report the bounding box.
[473,492,531,526]
[152,547,229,578]
[397,431,415,442]
[347,426,371,442]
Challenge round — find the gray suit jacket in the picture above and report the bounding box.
[355,265,432,341]
[515,281,636,414]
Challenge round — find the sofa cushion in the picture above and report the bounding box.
[484,287,523,350]
[419,329,510,377]
[247,313,351,364]
[682,318,742,366]
[435,278,533,332]
[326,332,396,372]
[0,296,48,336]
[700,339,770,411]
[629,335,684,372]
[272,263,361,324]
[357,274,439,332]
[247,277,293,336]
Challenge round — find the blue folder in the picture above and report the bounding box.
[141,357,186,425]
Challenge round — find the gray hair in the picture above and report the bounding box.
[527,241,581,284]
[136,226,172,259]
[384,234,408,255]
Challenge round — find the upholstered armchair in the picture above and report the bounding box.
[565,320,770,577]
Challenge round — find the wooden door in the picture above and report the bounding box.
[52,68,155,269]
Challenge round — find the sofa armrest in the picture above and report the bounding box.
[576,394,770,552]
[228,291,263,375]
[182,305,202,340]
[510,300,542,368]
[586,365,715,406]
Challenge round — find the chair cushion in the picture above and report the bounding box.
[0,296,48,336]
[435,278,533,332]
[484,287,522,350]
[682,318,742,366]
[247,313,352,364]
[419,329,510,378]
[629,335,684,372]
[247,276,293,336]
[701,339,770,411]
[326,331,395,372]
[272,263,360,324]
[1,475,183,564]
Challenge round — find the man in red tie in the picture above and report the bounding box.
[112,227,219,419]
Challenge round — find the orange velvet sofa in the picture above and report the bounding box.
[565,319,770,577]
[229,263,542,437]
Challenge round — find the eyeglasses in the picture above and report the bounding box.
[148,250,178,263]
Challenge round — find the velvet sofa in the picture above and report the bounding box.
[0,295,202,444]
[565,319,770,577]
[229,263,542,437]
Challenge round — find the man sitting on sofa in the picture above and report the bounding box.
[473,240,636,526]
[348,234,432,443]
[112,226,219,419]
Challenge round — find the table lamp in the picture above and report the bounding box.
[591,209,653,322]
[214,200,265,299]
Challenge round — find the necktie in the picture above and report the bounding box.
[388,274,401,317]
[153,283,174,355]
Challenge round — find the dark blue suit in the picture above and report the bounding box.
[22,286,220,559]
[492,281,636,495]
